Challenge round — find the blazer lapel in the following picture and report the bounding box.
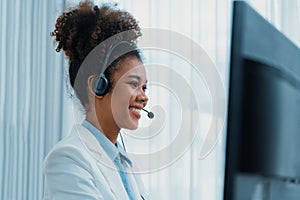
[74,124,129,200]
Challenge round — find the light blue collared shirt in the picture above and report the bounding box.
[82,120,135,200]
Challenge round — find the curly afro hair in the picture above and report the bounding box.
[51,0,142,108]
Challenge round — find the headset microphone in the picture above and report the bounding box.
[142,109,154,119]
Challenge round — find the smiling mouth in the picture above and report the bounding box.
[129,106,141,119]
[130,107,141,114]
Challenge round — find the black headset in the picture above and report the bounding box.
[92,73,110,96]
[92,41,136,96]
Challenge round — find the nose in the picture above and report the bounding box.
[137,88,149,107]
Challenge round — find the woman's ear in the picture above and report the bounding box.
[87,75,103,100]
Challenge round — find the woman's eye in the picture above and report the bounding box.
[129,81,139,88]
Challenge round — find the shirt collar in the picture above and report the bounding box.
[116,142,132,167]
[82,120,132,167]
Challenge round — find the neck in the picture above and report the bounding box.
[86,110,120,144]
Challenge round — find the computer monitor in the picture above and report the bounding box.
[224,1,300,199]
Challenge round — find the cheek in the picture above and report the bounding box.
[110,87,137,128]
[112,86,133,103]
[111,86,134,113]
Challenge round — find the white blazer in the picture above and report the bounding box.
[44,124,149,200]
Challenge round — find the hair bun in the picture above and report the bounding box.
[51,0,141,62]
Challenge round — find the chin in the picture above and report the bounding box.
[117,113,140,130]
[121,120,139,130]
[124,123,138,130]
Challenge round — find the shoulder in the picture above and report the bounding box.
[43,125,106,200]
[44,124,96,172]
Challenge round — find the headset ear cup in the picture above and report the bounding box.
[92,74,109,96]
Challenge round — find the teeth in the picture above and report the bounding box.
[130,107,141,114]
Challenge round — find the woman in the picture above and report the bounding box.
[44,1,149,199]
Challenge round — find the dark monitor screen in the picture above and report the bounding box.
[224,1,300,199]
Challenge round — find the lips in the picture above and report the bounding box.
[129,106,142,119]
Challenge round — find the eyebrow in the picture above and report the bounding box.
[127,75,148,83]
